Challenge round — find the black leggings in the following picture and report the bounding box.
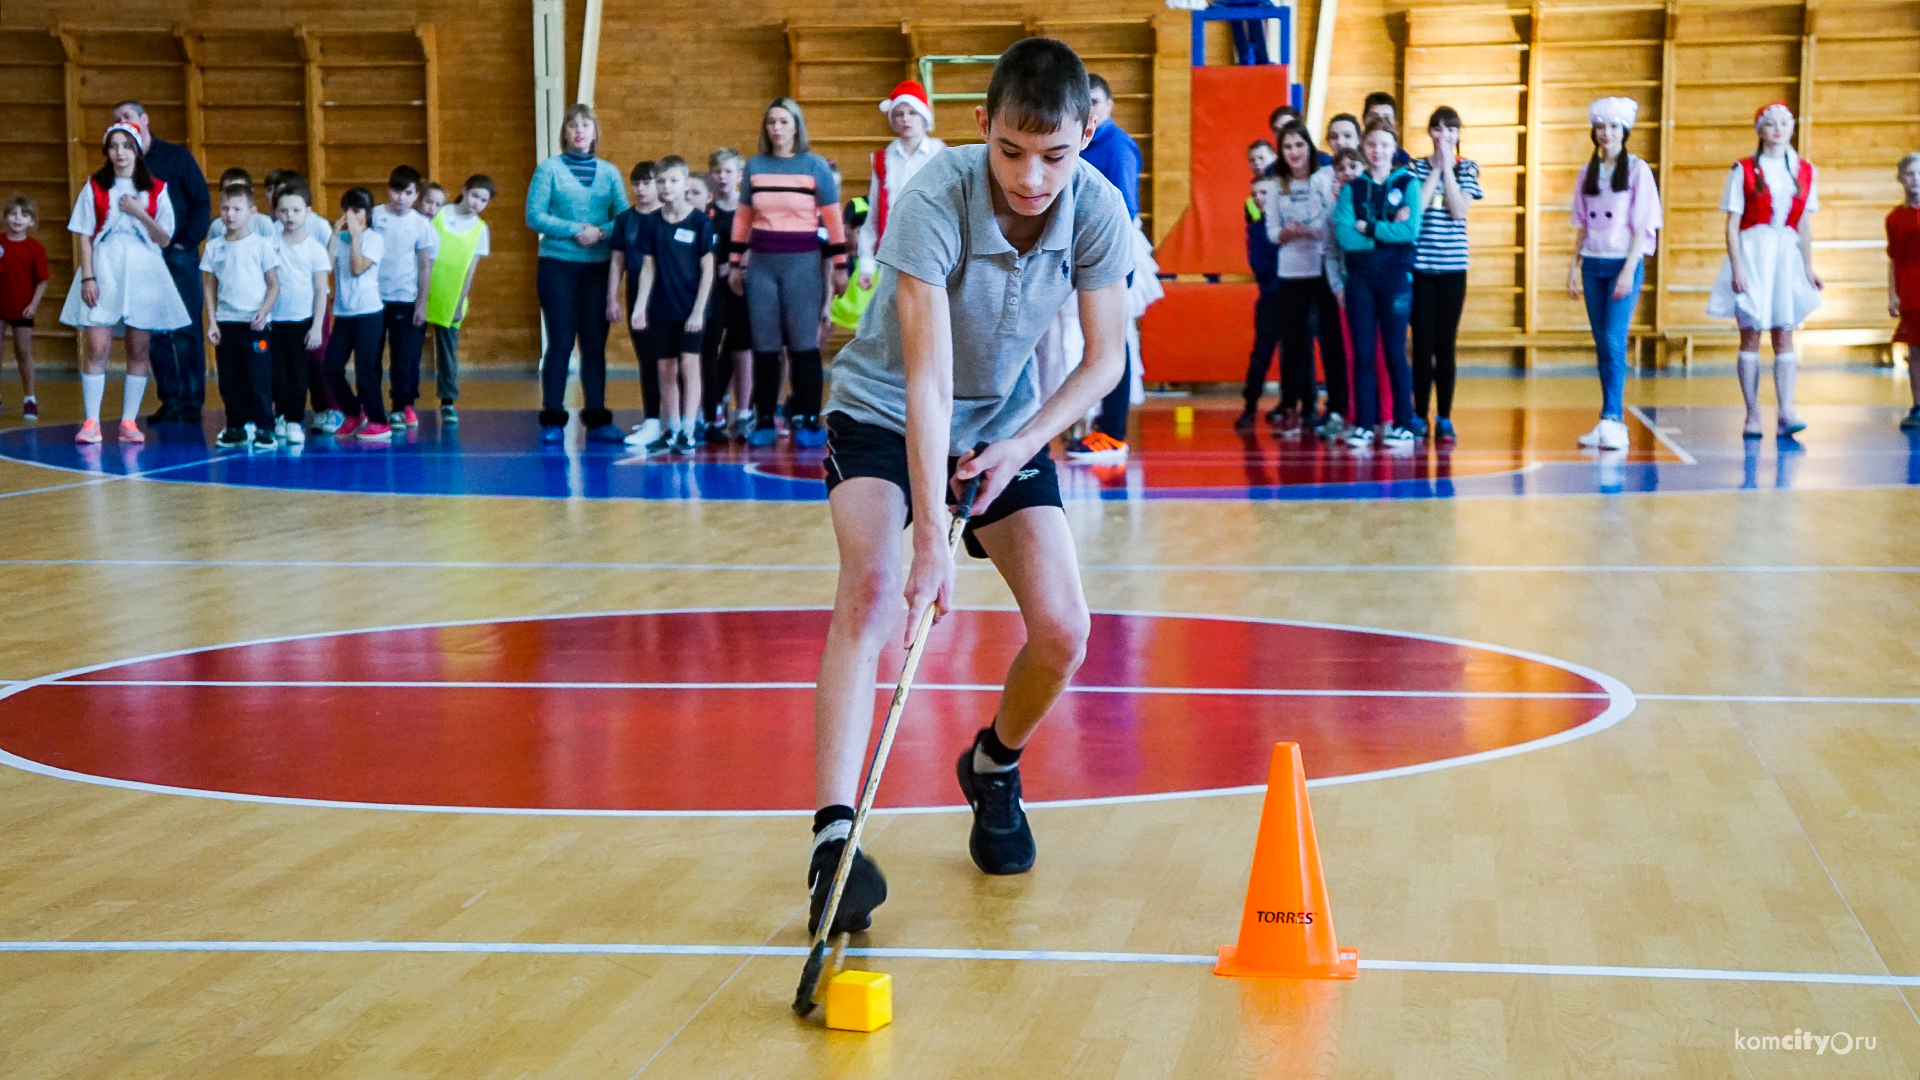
[536,257,611,418]
[269,318,313,423]
[753,348,822,427]
[1242,286,1282,410]
[1266,275,1347,418]
[1412,270,1467,420]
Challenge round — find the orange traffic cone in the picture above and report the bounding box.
[1215,742,1359,979]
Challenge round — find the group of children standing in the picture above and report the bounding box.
[18,119,493,447]
[1243,92,1480,450]
[1239,92,1920,449]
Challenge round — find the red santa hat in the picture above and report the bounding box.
[879,80,935,128]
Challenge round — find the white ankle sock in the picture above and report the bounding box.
[667,417,682,434]
[810,818,852,855]
[80,373,105,421]
[972,744,1017,774]
[120,375,147,422]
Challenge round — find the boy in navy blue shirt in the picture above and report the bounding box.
[631,156,715,454]
[606,161,664,445]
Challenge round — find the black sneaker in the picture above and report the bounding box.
[807,838,888,936]
[251,427,278,450]
[955,745,1036,875]
[1901,407,1920,431]
[214,426,247,448]
[1233,408,1257,433]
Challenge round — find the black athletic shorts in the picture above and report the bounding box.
[821,410,1062,560]
[3,318,32,329]
[646,319,703,360]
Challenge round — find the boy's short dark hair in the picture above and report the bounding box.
[219,183,253,203]
[1327,112,1361,138]
[218,167,252,188]
[263,168,298,193]
[1248,139,1276,155]
[657,155,689,175]
[630,160,657,182]
[1268,104,1300,129]
[273,184,312,208]
[1428,105,1462,130]
[462,174,496,197]
[1331,147,1365,169]
[3,194,38,223]
[687,173,712,191]
[1363,91,1398,117]
[342,187,375,214]
[1087,72,1112,99]
[985,37,1092,135]
[388,164,422,192]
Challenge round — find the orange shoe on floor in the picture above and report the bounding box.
[118,420,145,444]
[1064,430,1129,464]
[74,420,102,445]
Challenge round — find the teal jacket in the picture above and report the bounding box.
[525,154,630,263]
[1333,166,1424,254]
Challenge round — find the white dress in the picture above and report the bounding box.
[1706,150,1822,330]
[59,177,191,332]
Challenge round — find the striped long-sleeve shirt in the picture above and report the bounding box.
[731,152,846,266]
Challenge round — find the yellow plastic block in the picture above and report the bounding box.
[824,969,892,1032]
[1174,406,1195,426]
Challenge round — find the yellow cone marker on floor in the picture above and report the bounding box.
[824,970,892,1032]
[1174,405,1194,428]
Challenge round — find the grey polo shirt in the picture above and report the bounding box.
[825,144,1133,450]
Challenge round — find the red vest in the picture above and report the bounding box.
[89,177,165,238]
[871,148,891,240]
[1737,156,1812,231]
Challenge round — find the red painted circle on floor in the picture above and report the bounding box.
[0,610,1614,811]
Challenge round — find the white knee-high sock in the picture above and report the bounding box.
[1737,351,1762,419]
[80,372,106,422]
[121,374,148,422]
[1773,351,1798,419]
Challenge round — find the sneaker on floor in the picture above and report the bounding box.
[732,414,755,442]
[540,424,565,444]
[1408,416,1429,439]
[1576,420,1607,448]
[273,418,288,440]
[1436,417,1457,441]
[1065,431,1128,464]
[334,413,364,438]
[75,420,103,445]
[21,398,37,421]
[354,421,393,441]
[440,404,458,424]
[626,418,662,446]
[251,426,277,450]
[214,426,247,448]
[388,410,406,427]
[746,425,778,448]
[119,419,145,444]
[670,431,696,455]
[807,836,888,937]
[1345,425,1375,450]
[955,743,1037,875]
[1596,418,1630,451]
[145,406,177,425]
[645,433,675,453]
[402,405,419,428]
[1316,412,1346,439]
[585,422,626,443]
[1382,424,1417,447]
[283,423,305,446]
[792,417,827,449]
[1902,407,1920,431]
[315,409,344,434]
[1233,408,1258,433]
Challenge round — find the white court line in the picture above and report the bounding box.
[1627,405,1699,466]
[0,939,1913,988]
[47,679,1609,700]
[1,557,1917,574]
[0,606,1638,816]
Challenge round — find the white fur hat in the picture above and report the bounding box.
[1588,97,1640,130]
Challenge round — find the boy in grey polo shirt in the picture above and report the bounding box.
[806,38,1134,938]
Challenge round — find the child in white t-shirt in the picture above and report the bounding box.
[323,187,390,440]
[268,185,331,443]
[369,165,438,428]
[201,183,281,449]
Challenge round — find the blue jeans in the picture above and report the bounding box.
[1582,256,1643,420]
[1344,251,1414,429]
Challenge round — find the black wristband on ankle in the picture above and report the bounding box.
[812,804,856,834]
[976,724,1022,767]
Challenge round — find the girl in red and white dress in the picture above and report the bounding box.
[1707,103,1824,438]
[58,123,189,444]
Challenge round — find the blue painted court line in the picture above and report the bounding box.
[1,406,1914,502]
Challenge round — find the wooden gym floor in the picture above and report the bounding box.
[0,368,1917,1078]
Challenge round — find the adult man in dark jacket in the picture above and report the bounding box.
[113,100,210,423]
